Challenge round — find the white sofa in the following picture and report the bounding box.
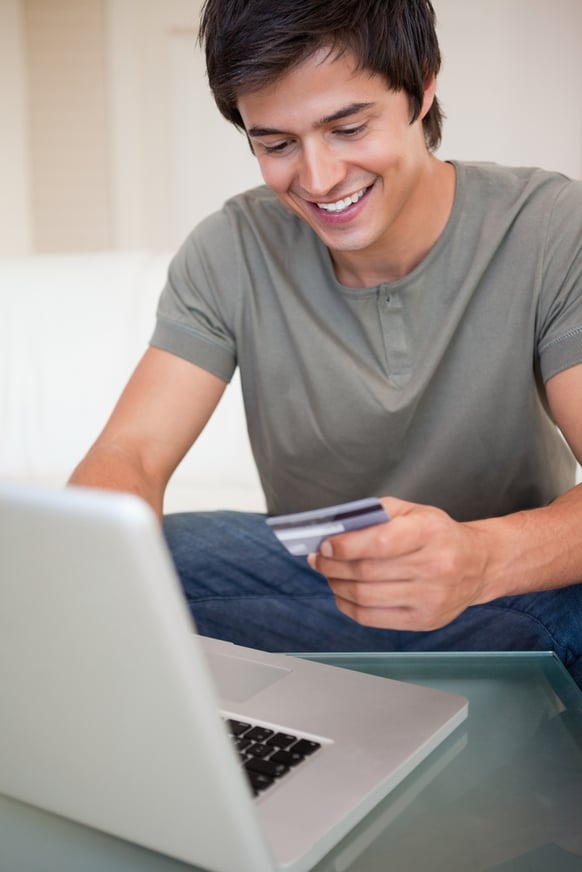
[1,251,265,514]
[2,252,579,515]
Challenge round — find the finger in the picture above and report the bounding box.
[332,594,418,630]
[334,597,452,631]
[305,496,421,565]
[328,577,407,607]
[312,553,414,583]
[318,513,426,562]
[331,577,460,631]
[379,495,421,518]
[329,576,470,630]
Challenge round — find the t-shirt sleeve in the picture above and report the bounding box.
[537,177,582,383]
[150,209,239,383]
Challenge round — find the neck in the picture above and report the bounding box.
[331,158,456,288]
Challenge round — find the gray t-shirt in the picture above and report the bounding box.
[151,161,582,519]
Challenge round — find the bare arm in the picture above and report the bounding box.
[470,362,582,600]
[68,347,227,519]
[308,363,582,630]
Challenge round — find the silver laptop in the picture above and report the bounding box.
[0,483,467,872]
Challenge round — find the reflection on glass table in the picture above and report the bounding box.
[0,652,581,872]
[306,653,582,872]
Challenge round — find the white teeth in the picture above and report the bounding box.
[317,187,367,213]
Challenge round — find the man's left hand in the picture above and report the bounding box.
[307,496,490,631]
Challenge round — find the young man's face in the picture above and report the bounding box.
[237,47,437,282]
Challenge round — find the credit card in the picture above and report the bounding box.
[266,497,390,556]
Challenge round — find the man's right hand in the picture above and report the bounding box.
[68,347,227,519]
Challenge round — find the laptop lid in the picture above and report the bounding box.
[0,484,467,872]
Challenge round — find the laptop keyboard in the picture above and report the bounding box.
[224,718,321,796]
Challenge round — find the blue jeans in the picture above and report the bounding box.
[163,510,582,690]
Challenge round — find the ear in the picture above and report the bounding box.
[420,74,437,120]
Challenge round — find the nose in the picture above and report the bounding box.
[296,140,346,199]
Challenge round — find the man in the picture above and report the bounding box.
[69,0,582,687]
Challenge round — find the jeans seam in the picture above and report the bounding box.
[470,602,572,663]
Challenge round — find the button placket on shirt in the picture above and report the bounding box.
[378,284,411,385]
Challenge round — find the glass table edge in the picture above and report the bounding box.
[289,650,582,708]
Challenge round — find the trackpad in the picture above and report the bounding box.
[205,651,291,703]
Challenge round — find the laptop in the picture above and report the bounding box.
[0,483,468,872]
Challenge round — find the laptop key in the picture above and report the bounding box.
[245,758,289,779]
[266,732,297,749]
[247,743,271,758]
[247,771,274,793]
[246,726,275,742]
[226,719,251,736]
[270,748,305,767]
[292,739,321,756]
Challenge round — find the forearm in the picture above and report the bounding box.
[68,442,165,520]
[469,482,582,602]
[308,485,582,632]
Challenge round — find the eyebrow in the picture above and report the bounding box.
[247,102,375,138]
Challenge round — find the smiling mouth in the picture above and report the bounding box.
[315,186,369,214]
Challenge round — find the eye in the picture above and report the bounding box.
[260,139,293,155]
[336,123,367,137]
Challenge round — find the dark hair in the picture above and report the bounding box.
[199,0,444,151]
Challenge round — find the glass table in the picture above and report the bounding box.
[1,652,581,872]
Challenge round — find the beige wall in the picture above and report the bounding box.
[103,0,261,249]
[23,0,111,252]
[0,0,31,255]
[1,0,581,256]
